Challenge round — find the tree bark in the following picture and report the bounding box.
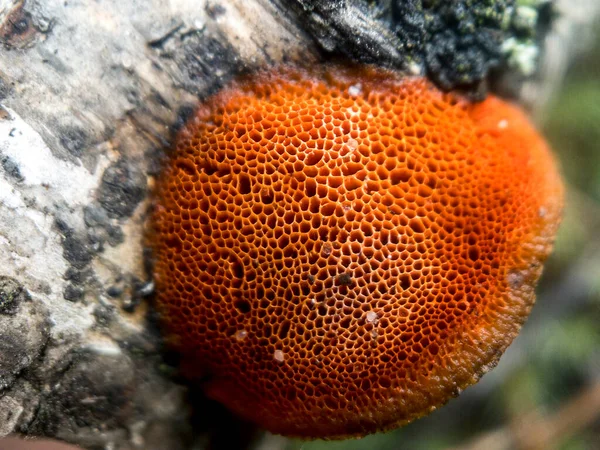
[0,1,310,448]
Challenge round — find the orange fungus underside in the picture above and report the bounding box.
[151,65,563,438]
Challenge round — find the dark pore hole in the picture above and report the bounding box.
[233,298,251,314]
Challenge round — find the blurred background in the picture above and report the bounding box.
[269,13,600,450]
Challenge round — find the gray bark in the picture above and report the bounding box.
[0,1,310,448]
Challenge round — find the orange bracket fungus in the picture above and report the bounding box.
[150,65,563,438]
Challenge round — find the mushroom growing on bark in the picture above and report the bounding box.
[150,65,563,438]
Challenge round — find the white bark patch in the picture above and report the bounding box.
[0,107,107,336]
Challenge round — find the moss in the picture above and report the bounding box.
[290,0,547,97]
[0,276,29,315]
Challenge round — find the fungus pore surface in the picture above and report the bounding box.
[151,66,563,438]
